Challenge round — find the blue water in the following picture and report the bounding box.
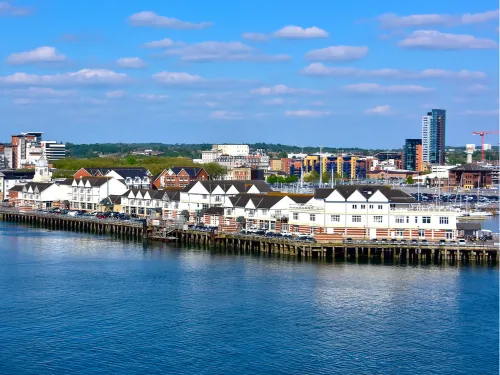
[0,222,498,375]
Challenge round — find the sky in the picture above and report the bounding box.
[1,0,499,148]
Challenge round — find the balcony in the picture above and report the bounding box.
[289,204,324,212]
[247,212,255,217]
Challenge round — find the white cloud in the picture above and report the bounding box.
[273,25,328,39]
[262,98,285,105]
[310,101,325,106]
[465,84,488,94]
[300,63,487,79]
[378,10,499,28]
[344,83,433,94]
[128,11,211,29]
[0,1,32,16]
[305,46,368,62]
[164,41,290,62]
[116,57,147,68]
[364,105,391,114]
[0,69,128,86]
[242,32,268,42]
[139,94,168,101]
[153,71,205,85]
[285,110,331,117]
[7,46,66,65]
[209,110,242,120]
[464,109,499,115]
[251,84,321,95]
[399,30,498,49]
[142,38,182,48]
[106,90,125,98]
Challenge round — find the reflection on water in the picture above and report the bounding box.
[0,221,498,375]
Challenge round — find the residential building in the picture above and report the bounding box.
[403,139,422,171]
[280,158,292,175]
[7,184,24,206]
[153,167,208,189]
[422,109,446,165]
[201,149,222,163]
[0,170,35,200]
[73,167,152,189]
[270,159,282,171]
[68,177,128,211]
[448,163,492,189]
[229,167,252,180]
[332,155,367,179]
[99,195,122,213]
[287,185,458,242]
[10,132,65,168]
[0,143,14,169]
[19,182,62,209]
[120,189,172,217]
[212,144,249,156]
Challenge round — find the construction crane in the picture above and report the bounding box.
[472,130,499,161]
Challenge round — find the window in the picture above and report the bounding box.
[202,195,208,200]
[351,215,361,223]
[226,208,233,215]
[414,216,418,224]
[261,209,268,215]
[202,204,209,209]
[270,222,276,230]
[369,204,374,209]
[360,204,365,209]
[352,204,357,209]
[396,229,404,237]
[330,215,340,222]
[418,229,425,238]
[73,187,77,193]
[439,217,449,225]
[274,210,281,217]
[406,216,410,223]
[373,216,383,223]
[294,225,299,233]
[446,230,453,239]
[293,213,298,220]
[310,214,316,222]
[395,216,405,224]
[422,216,431,224]
[378,205,383,210]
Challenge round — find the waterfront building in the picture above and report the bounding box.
[422,109,446,165]
[448,163,492,189]
[287,185,458,241]
[68,177,128,211]
[120,189,176,217]
[19,182,62,209]
[0,170,35,200]
[73,167,152,189]
[403,139,422,171]
[152,167,208,189]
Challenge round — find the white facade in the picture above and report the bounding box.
[121,190,165,217]
[430,165,455,178]
[212,144,249,157]
[69,177,128,211]
[32,154,52,183]
[422,115,431,163]
[0,172,34,199]
[20,183,61,209]
[201,150,222,163]
[105,170,150,189]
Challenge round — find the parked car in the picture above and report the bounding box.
[439,239,446,245]
[458,239,467,246]
[420,239,428,245]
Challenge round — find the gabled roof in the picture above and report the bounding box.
[56,178,74,185]
[203,207,224,215]
[314,185,417,203]
[171,166,204,178]
[84,167,151,179]
[181,180,272,193]
[74,177,112,187]
[229,194,286,209]
[457,222,481,231]
[22,182,54,193]
[121,189,168,200]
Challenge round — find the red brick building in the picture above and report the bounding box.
[153,167,208,189]
[449,163,492,189]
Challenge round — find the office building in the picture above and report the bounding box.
[422,109,446,165]
[403,139,422,171]
[10,132,66,168]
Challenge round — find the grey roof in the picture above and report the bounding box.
[8,184,25,192]
[181,180,272,194]
[456,222,481,231]
[74,177,113,187]
[314,185,417,203]
[171,166,204,178]
[229,194,286,209]
[0,170,35,179]
[84,167,151,179]
[450,163,488,172]
[22,182,54,193]
[56,178,74,185]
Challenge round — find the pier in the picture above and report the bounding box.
[1,209,498,264]
[177,230,499,264]
[0,209,146,239]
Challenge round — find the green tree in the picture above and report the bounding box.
[125,156,137,165]
[406,175,414,184]
[204,162,227,179]
[181,210,190,221]
[322,170,330,184]
[267,175,278,184]
[304,170,319,183]
[236,216,246,228]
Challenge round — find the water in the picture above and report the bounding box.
[0,221,498,375]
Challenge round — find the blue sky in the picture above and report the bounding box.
[1,0,498,148]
